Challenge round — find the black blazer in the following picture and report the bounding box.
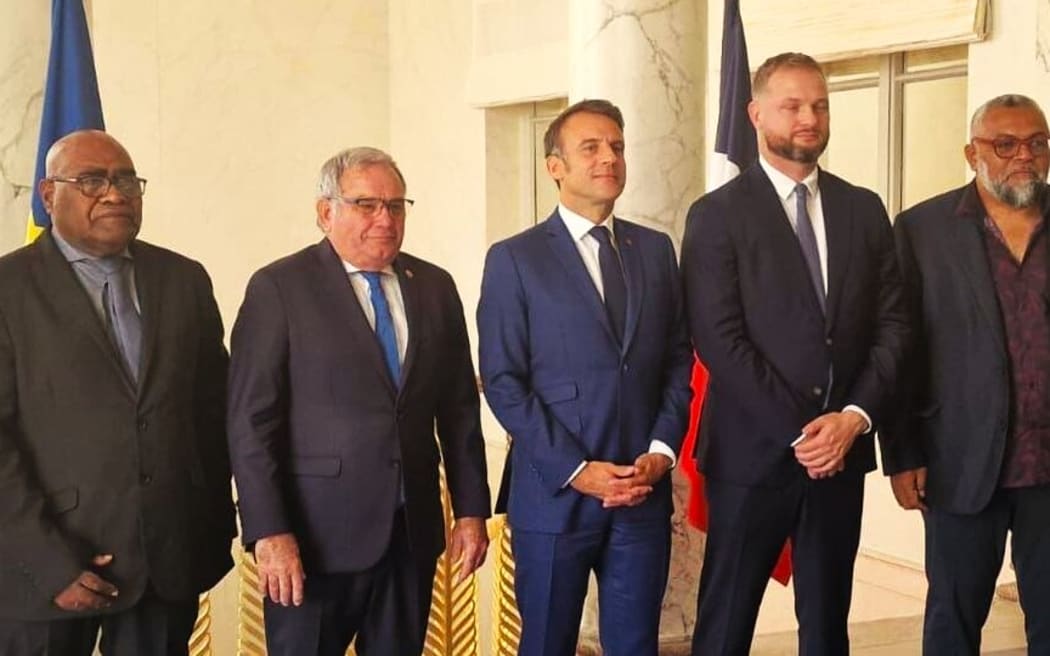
[227,240,490,574]
[0,231,235,621]
[681,163,909,486]
[883,183,1050,514]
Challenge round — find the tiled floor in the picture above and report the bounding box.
[749,555,1027,654]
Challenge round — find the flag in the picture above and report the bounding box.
[26,0,105,243]
[680,0,793,586]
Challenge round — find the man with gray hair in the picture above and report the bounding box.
[227,146,491,656]
[885,94,1050,654]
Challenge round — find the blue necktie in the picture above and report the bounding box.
[590,225,627,341]
[361,271,401,386]
[794,183,825,314]
[97,257,142,384]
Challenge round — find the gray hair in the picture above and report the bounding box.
[316,146,406,199]
[970,94,1048,138]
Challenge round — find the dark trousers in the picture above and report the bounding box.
[923,484,1050,656]
[0,588,198,656]
[511,517,671,656]
[692,471,865,656]
[263,511,437,656]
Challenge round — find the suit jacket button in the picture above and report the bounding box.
[825,337,833,347]
[137,419,148,431]
[812,386,823,397]
[140,474,153,486]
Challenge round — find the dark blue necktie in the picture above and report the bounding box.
[590,225,627,341]
[794,183,825,314]
[361,271,401,386]
[96,257,142,384]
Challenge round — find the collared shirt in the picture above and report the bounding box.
[557,204,677,478]
[51,228,138,322]
[759,155,827,293]
[756,159,872,433]
[980,207,1050,488]
[341,260,409,366]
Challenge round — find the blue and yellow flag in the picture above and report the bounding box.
[26,0,105,243]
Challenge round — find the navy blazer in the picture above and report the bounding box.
[228,240,490,573]
[477,211,693,534]
[682,164,909,486]
[883,183,1050,514]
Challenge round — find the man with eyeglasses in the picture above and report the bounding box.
[0,129,235,655]
[884,94,1050,654]
[227,146,490,656]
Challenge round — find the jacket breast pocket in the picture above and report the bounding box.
[536,382,582,434]
[46,487,79,514]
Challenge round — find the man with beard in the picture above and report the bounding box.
[681,53,909,654]
[884,94,1050,654]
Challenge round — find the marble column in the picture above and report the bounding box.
[568,1,706,653]
[0,3,49,254]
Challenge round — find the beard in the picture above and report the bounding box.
[765,129,829,164]
[976,159,1045,208]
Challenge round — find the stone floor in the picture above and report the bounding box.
[750,556,1027,655]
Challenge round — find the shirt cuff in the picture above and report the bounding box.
[648,439,677,468]
[562,460,588,488]
[842,404,873,434]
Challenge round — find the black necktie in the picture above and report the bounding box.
[794,183,825,314]
[590,225,626,340]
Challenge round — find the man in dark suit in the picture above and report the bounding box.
[477,99,694,655]
[227,146,491,656]
[682,53,909,655]
[885,94,1050,655]
[0,130,235,655]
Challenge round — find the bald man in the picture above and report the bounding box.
[0,130,235,655]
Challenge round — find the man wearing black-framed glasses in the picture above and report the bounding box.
[886,94,1050,655]
[0,129,235,655]
[228,146,491,656]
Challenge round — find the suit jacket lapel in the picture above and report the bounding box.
[820,172,853,331]
[952,193,1006,347]
[132,243,160,393]
[313,240,397,398]
[394,256,420,394]
[36,232,135,395]
[544,212,619,344]
[618,222,644,353]
[744,166,825,318]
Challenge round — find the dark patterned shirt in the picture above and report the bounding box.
[982,213,1050,487]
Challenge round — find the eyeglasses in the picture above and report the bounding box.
[48,175,148,198]
[330,196,414,218]
[971,135,1050,159]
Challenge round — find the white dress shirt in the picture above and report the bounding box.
[341,260,409,366]
[557,204,678,483]
[757,158,872,434]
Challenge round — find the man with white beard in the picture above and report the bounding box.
[884,94,1050,655]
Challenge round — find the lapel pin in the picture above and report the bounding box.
[625,238,633,246]
[405,268,414,279]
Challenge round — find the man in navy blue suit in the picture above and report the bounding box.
[682,53,909,655]
[477,99,693,655]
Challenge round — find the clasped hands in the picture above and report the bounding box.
[792,410,867,479]
[570,452,673,508]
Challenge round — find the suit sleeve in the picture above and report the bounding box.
[838,195,911,431]
[0,306,83,600]
[434,274,492,519]
[227,270,293,545]
[477,242,590,495]
[646,233,695,453]
[879,213,927,474]
[192,263,236,536]
[681,197,807,438]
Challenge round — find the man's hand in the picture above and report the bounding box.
[570,461,650,507]
[794,410,867,479]
[890,467,928,510]
[53,554,119,612]
[255,532,305,607]
[448,516,489,584]
[601,453,673,508]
